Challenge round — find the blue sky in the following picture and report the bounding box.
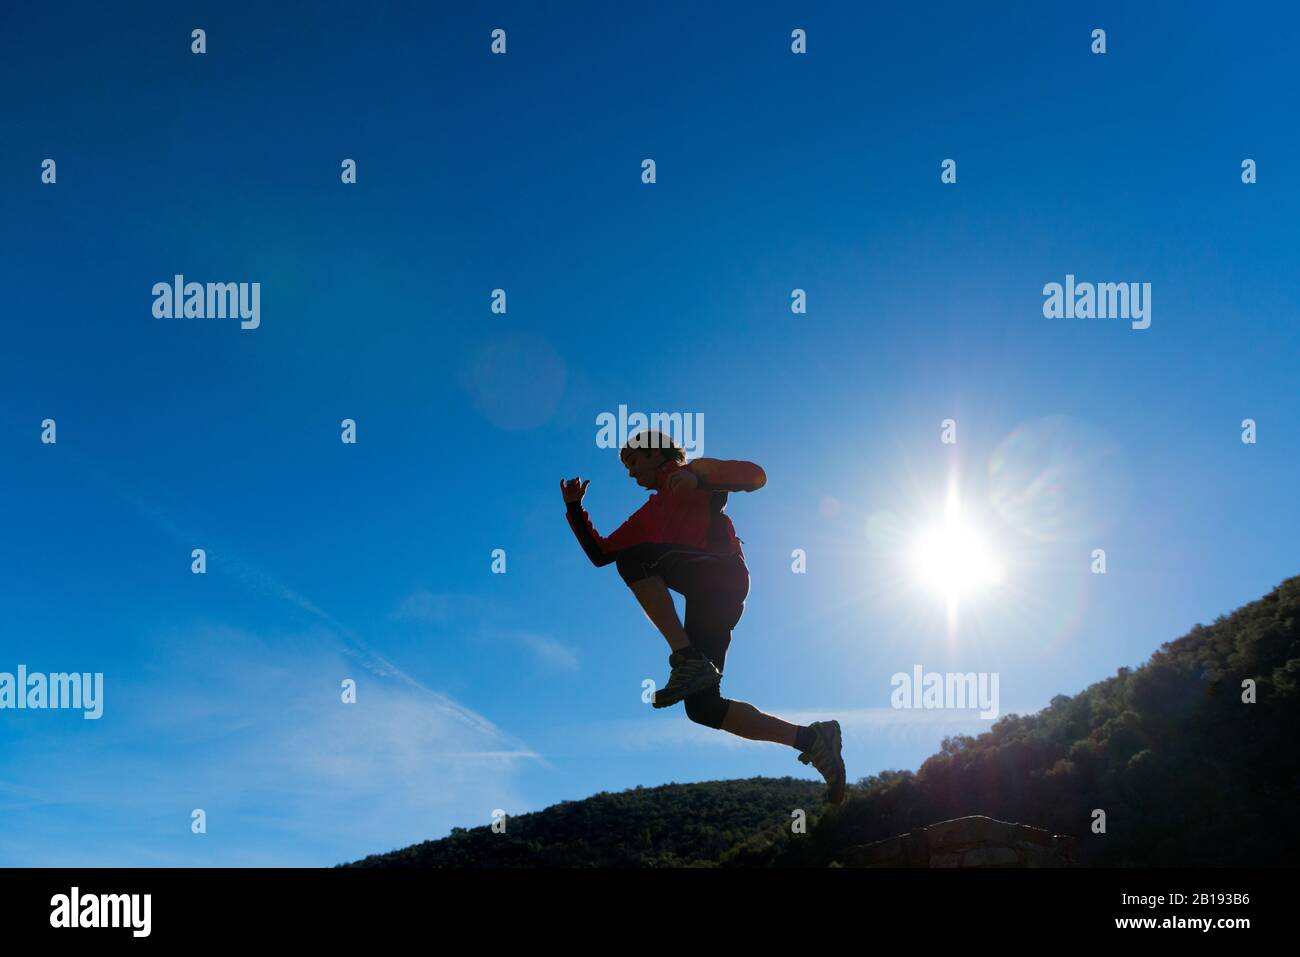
[1,1,1296,865]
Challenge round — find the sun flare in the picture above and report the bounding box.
[910,514,1004,600]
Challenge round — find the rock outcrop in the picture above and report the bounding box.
[840,815,1078,867]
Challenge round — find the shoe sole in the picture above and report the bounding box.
[652,663,721,709]
[823,720,846,804]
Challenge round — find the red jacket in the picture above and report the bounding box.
[566,458,766,565]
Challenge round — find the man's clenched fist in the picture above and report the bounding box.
[665,468,699,493]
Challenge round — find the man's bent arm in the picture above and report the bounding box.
[688,458,767,492]
[566,501,647,567]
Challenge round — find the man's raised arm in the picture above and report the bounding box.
[686,458,767,493]
[561,478,646,567]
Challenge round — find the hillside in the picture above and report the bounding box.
[348,576,1299,867]
[769,574,1300,867]
[347,776,826,867]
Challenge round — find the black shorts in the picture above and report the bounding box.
[613,542,749,674]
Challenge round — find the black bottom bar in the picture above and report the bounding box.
[0,867,1288,943]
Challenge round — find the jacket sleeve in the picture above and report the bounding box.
[566,500,650,567]
[687,458,767,492]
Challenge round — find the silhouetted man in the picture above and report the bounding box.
[561,430,846,804]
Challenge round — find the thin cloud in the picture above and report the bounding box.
[391,589,580,672]
[1,629,542,865]
[568,706,999,754]
[66,452,543,757]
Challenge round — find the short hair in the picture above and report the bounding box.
[620,429,686,465]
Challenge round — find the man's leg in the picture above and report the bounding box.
[615,545,721,706]
[719,700,800,746]
[678,556,822,754]
[627,577,690,652]
[684,685,812,750]
[671,553,848,802]
[685,686,843,803]
[615,545,691,651]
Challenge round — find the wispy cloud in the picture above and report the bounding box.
[0,458,556,865]
[66,454,538,750]
[501,630,580,671]
[391,588,580,672]
[0,626,543,866]
[568,706,999,754]
[390,589,471,624]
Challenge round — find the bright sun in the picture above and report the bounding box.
[910,513,1004,600]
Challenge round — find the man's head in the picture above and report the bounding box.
[620,430,686,488]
